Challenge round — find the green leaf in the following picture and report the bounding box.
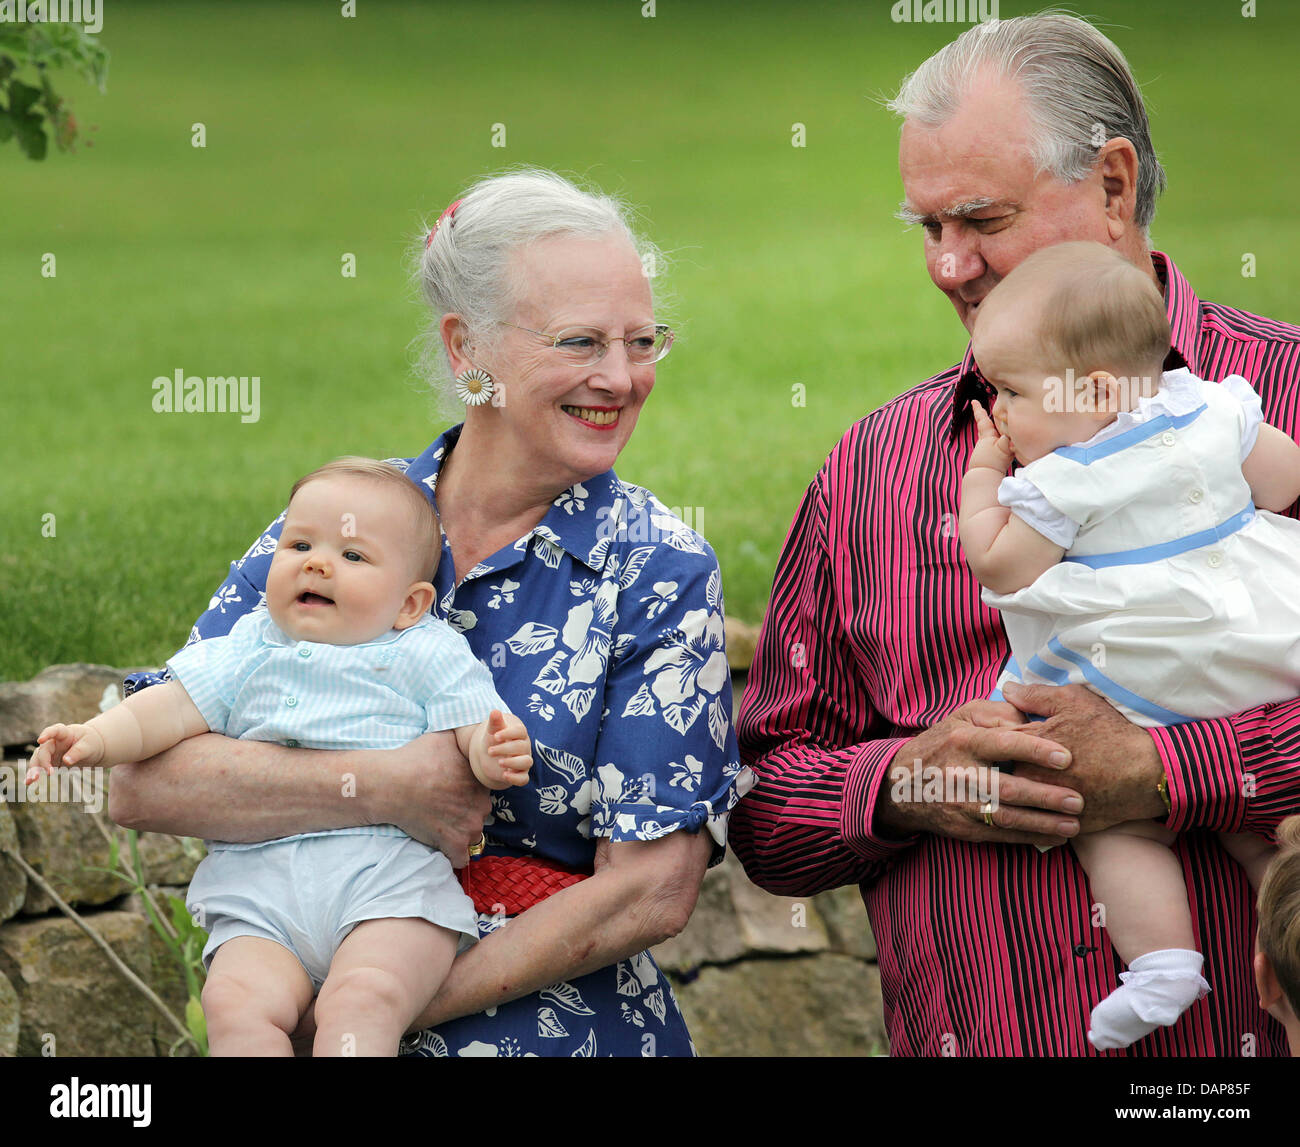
[8,79,39,117]
[8,78,46,159]
[185,996,208,1054]
[168,894,196,939]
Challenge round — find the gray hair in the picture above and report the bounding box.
[887,12,1166,234]
[411,168,662,417]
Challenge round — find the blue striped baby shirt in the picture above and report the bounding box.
[166,607,505,849]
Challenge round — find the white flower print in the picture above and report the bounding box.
[560,579,618,685]
[555,483,588,515]
[640,580,679,620]
[487,577,520,609]
[209,583,243,614]
[235,532,277,569]
[526,693,555,721]
[668,755,703,793]
[538,1008,569,1038]
[644,988,666,1024]
[641,608,730,739]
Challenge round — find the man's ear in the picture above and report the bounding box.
[1097,137,1140,241]
[394,581,436,629]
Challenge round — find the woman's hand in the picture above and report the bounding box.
[408,829,714,1032]
[378,731,493,866]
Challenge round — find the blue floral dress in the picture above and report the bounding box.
[125,424,749,1057]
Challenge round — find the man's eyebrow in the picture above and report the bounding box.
[895,197,1009,225]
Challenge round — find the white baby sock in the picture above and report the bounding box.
[1087,949,1210,1051]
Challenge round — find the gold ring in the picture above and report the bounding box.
[980,801,995,827]
[468,834,486,857]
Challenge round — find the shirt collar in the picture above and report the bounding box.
[947,250,1203,438]
[404,423,620,575]
[258,607,421,648]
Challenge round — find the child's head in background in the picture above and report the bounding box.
[972,241,1171,465]
[1256,815,1300,1056]
[266,457,441,645]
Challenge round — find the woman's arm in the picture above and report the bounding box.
[109,730,493,866]
[407,829,713,1031]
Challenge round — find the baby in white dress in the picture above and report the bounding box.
[958,241,1300,1051]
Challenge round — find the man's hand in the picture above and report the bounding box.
[999,682,1166,833]
[877,698,1084,848]
[376,731,493,867]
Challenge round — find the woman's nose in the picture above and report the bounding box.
[592,342,635,394]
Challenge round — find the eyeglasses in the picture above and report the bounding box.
[501,322,674,365]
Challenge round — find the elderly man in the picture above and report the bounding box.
[732,12,1299,1056]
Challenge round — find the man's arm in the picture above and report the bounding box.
[1000,685,1300,842]
[732,468,1083,898]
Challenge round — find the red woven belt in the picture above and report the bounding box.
[457,854,592,916]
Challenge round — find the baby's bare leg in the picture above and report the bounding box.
[1218,831,1276,890]
[1071,819,1193,961]
[202,937,315,1057]
[1073,820,1209,1050]
[313,917,460,1058]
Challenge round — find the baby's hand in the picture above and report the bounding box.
[477,710,533,788]
[26,723,105,783]
[968,402,1015,473]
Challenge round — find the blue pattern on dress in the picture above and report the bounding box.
[125,423,749,1057]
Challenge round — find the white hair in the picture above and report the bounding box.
[887,11,1166,235]
[411,168,662,417]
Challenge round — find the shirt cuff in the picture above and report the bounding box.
[842,736,923,861]
[1149,716,1245,833]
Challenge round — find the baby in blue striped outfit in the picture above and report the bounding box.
[28,457,533,1057]
[960,242,1300,1051]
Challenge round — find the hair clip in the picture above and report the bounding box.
[426,198,464,248]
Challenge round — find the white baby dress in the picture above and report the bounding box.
[987,368,1300,727]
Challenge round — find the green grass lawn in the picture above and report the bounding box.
[4,0,1300,681]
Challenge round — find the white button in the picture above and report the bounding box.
[1161,431,1177,446]
[298,646,311,658]
[1207,553,1223,569]
[285,696,298,707]
[1188,489,1204,503]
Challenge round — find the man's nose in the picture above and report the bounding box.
[932,227,986,286]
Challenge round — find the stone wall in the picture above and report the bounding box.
[0,659,886,1057]
[0,665,204,1057]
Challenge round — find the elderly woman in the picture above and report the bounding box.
[111,169,748,1057]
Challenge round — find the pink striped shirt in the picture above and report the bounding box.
[732,252,1300,1056]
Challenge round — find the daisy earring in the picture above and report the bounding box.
[455,368,495,407]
